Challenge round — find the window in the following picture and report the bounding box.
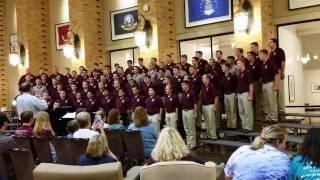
[179,33,235,64]
[109,47,139,72]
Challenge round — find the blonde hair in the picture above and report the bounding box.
[95,111,106,123]
[251,124,288,150]
[151,127,189,162]
[86,134,110,158]
[33,111,54,136]
[133,106,149,127]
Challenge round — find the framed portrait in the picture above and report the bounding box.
[111,6,138,41]
[289,0,320,10]
[288,75,295,102]
[184,0,232,28]
[311,83,320,93]
[55,22,70,50]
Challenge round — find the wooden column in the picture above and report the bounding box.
[0,0,8,108]
[16,0,52,74]
[138,0,178,64]
[234,0,274,51]
[68,0,106,70]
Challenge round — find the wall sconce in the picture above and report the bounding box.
[134,14,152,48]
[234,0,253,33]
[9,40,25,66]
[63,29,80,59]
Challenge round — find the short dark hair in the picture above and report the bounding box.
[247,51,256,56]
[227,56,235,60]
[173,66,180,70]
[216,50,223,54]
[236,48,244,54]
[195,51,203,55]
[131,85,139,90]
[66,119,79,133]
[182,80,190,85]
[0,112,8,129]
[138,58,144,61]
[269,38,278,46]
[166,54,172,58]
[20,82,32,92]
[107,109,120,125]
[300,128,320,167]
[181,54,188,59]
[259,49,269,55]
[127,60,133,64]
[20,111,33,124]
[151,57,157,62]
[223,62,231,68]
[94,63,99,66]
[192,57,199,61]
[250,42,259,47]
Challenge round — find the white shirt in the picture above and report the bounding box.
[32,85,47,97]
[16,92,48,117]
[73,129,99,139]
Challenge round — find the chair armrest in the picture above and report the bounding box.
[124,166,141,180]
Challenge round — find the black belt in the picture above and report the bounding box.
[224,92,235,95]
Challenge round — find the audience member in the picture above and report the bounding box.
[146,127,203,165]
[289,128,320,179]
[0,112,17,153]
[128,106,158,158]
[33,111,55,138]
[66,119,80,138]
[73,112,99,139]
[78,134,117,166]
[106,109,125,131]
[15,111,34,137]
[224,124,290,180]
[94,111,109,129]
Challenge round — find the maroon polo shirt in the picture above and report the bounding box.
[269,47,285,71]
[172,75,183,93]
[88,83,97,93]
[222,73,237,94]
[115,97,130,114]
[81,89,89,100]
[201,83,217,105]
[131,95,146,111]
[145,96,163,115]
[95,90,104,100]
[236,69,253,94]
[76,75,89,85]
[210,69,221,92]
[139,65,148,74]
[248,60,261,82]
[85,98,97,112]
[99,96,114,114]
[67,92,77,104]
[48,86,59,100]
[73,100,85,110]
[165,63,176,73]
[182,90,197,110]
[180,63,192,74]
[198,59,208,73]
[190,74,202,94]
[56,98,72,107]
[125,67,133,75]
[260,59,279,84]
[164,94,179,113]
[140,82,155,97]
[213,62,224,76]
[111,87,121,98]
[154,78,165,97]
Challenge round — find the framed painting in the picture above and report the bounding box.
[288,75,295,102]
[111,6,138,41]
[184,0,232,28]
[55,22,70,50]
[311,83,320,93]
[289,0,320,10]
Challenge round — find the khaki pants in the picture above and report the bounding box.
[165,112,177,129]
[202,104,217,138]
[148,114,161,132]
[224,93,237,128]
[278,79,285,113]
[182,110,196,148]
[238,92,253,130]
[253,81,265,119]
[262,81,278,121]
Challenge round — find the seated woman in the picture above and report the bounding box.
[33,111,57,162]
[66,119,79,138]
[289,128,320,179]
[107,109,125,131]
[146,127,203,165]
[78,134,118,166]
[128,106,158,158]
[33,111,55,138]
[95,111,109,129]
[224,124,291,180]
